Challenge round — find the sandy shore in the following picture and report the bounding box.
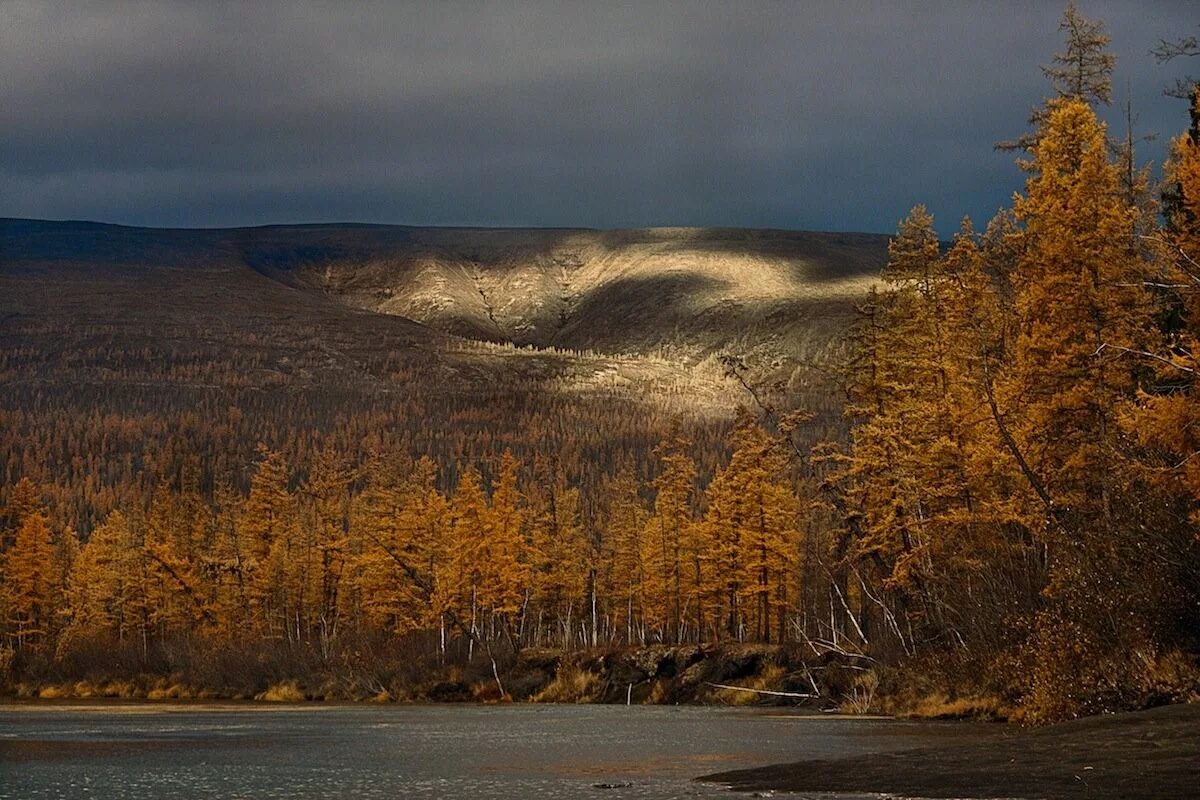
[700,702,1200,799]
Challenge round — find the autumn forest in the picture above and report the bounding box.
[3,6,1200,725]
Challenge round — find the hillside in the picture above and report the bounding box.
[1,218,886,408]
[0,217,886,530]
[259,225,887,361]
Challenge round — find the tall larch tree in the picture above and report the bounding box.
[1002,98,1162,718]
[481,450,527,634]
[840,207,949,647]
[525,459,588,648]
[238,447,297,639]
[302,445,353,646]
[598,463,648,644]
[641,433,696,643]
[3,511,57,650]
[704,416,802,643]
[1132,90,1200,520]
[206,480,248,641]
[440,465,490,651]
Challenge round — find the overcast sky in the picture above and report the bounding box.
[1,1,1196,234]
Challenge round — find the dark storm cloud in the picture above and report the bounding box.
[1,0,1196,233]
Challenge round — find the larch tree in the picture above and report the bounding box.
[354,454,450,641]
[1001,98,1164,718]
[3,511,57,649]
[997,2,1115,151]
[238,447,298,639]
[62,510,153,657]
[61,510,128,650]
[143,486,211,637]
[1043,2,1116,104]
[704,415,802,643]
[206,480,248,641]
[1,477,42,550]
[1133,90,1200,519]
[598,463,648,644]
[525,459,588,648]
[1005,98,1151,544]
[481,450,527,633]
[840,207,951,646]
[641,434,696,643]
[302,445,353,647]
[440,465,490,651]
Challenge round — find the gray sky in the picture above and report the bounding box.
[1,1,1196,234]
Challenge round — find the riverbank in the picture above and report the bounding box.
[10,642,989,715]
[6,644,859,706]
[701,702,1200,799]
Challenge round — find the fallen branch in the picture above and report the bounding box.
[703,682,817,699]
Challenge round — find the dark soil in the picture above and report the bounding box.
[700,702,1200,800]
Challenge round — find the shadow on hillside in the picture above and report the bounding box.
[553,271,862,355]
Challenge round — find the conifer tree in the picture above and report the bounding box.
[144,487,210,635]
[238,447,297,638]
[598,463,648,644]
[62,510,153,656]
[354,454,449,637]
[3,511,57,649]
[440,466,489,648]
[1043,2,1115,104]
[1006,98,1151,538]
[1128,92,1200,529]
[207,481,249,640]
[841,207,949,629]
[485,451,527,617]
[998,2,1115,151]
[525,458,588,648]
[1000,98,1164,718]
[302,445,352,644]
[641,434,696,643]
[703,415,802,643]
[1,477,41,550]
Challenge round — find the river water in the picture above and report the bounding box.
[0,703,1001,799]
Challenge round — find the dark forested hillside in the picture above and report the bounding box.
[0,218,882,533]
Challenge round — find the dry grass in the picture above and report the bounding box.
[644,678,670,705]
[98,680,139,698]
[147,683,194,701]
[839,670,880,714]
[1144,649,1200,704]
[711,664,789,706]
[256,680,306,702]
[531,664,600,703]
[905,693,1008,720]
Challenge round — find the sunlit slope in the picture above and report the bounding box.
[272,225,888,363]
[1,219,887,418]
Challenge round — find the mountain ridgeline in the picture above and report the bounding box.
[0,218,886,354]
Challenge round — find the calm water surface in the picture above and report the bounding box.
[0,703,1001,799]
